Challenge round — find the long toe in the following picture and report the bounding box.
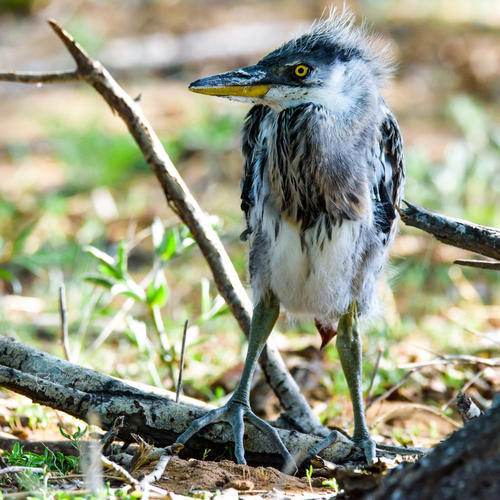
[175,401,294,470]
[227,404,247,464]
[246,410,297,474]
[376,443,427,456]
[175,406,226,445]
[357,437,376,464]
[301,429,344,466]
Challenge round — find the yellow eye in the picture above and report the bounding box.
[294,64,310,78]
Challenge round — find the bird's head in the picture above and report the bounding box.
[189,10,391,113]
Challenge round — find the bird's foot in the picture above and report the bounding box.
[375,443,428,456]
[354,435,376,464]
[301,429,345,465]
[175,400,296,473]
[302,430,376,465]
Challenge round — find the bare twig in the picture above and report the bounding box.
[58,283,72,362]
[0,70,79,83]
[454,259,500,270]
[399,355,500,370]
[0,466,45,475]
[373,403,461,430]
[176,320,188,404]
[366,369,415,411]
[400,200,500,260]
[100,455,140,487]
[441,368,487,412]
[140,443,183,489]
[0,20,325,434]
[100,415,125,455]
[464,327,500,347]
[365,346,383,408]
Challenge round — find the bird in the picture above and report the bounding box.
[175,10,405,470]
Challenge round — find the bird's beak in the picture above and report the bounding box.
[188,64,272,98]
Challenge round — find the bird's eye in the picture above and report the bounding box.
[294,64,310,78]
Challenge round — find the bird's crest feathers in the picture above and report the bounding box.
[270,7,394,83]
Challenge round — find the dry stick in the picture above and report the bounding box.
[400,200,500,260]
[365,369,415,412]
[0,466,45,475]
[399,355,500,370]
[0,70,80,83]
[0,20,324,435]
[365,346,383,408]
[441,369,487,412]
[454,259,500,270]
[464,327,500,347]
[176,320,188,404]
[59,283,72,362]
[140,443,183,489]
[100,415,125,455]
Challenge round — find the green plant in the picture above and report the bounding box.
[305,464,313,492]
[322,477,339,492]
[58,423,88,453]
[3,441,79,476]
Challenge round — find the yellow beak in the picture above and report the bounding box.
[189,84,271,98]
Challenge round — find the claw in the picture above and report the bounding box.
[356,437,376,464]
[175,401,296,471]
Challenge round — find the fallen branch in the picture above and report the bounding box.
[0,19,324,436]
[0,337,354,466]
[400,200,500,260]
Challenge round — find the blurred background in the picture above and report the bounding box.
[0,0,499,448]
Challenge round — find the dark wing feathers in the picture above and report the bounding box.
[240,105,271,240]
[374,103,405,245]
[380,104,405,208]
[241,102,405,245]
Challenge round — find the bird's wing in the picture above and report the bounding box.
[380,103,405,209]
[374,103,406,244]
[240,105,272,240]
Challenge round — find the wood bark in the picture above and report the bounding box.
[365,402,500,500]
[400,201,500,261]
[0,336,353,467]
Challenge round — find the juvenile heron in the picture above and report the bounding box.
[176,11,405,468]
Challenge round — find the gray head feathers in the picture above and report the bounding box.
[262,8,394,84]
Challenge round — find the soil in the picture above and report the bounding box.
[151,458,333,496]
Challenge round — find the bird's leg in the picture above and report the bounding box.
[302,302,375,466]
[175,293,296,471]
[336,301,376,463]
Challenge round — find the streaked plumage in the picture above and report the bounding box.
[240,17,404,327]
[177,9,405,468]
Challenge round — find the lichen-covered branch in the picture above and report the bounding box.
[401,200,500,260]
[0,337,353,466]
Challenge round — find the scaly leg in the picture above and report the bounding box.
[303,302,376,464]
[336,301,376,463]
[175,293,296,471]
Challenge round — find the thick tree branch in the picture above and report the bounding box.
[0,337,353,466]
[0,20,325,436]
[401,200,500,260]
